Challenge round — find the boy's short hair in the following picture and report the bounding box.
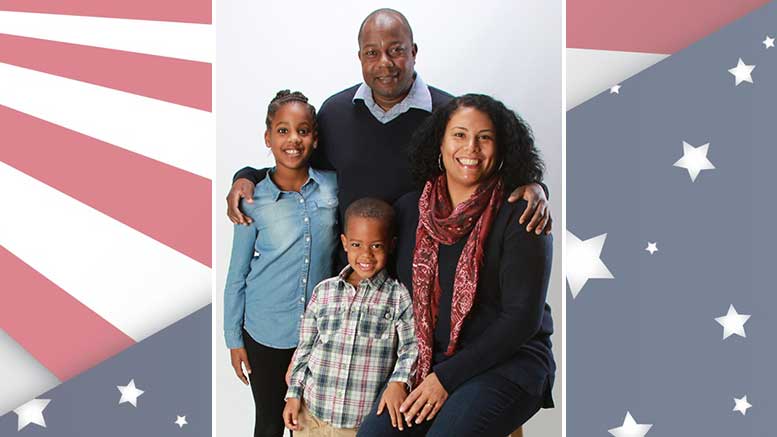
[343,198,395,235]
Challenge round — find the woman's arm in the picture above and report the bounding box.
[433,207,553,392]
[223,223,258,348]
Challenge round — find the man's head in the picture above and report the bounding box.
[357,9,417,110]
[341,198,396,283]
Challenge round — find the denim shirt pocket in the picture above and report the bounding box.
[357,304,393,340]
[312,198,338,229]
[250,201,299,251]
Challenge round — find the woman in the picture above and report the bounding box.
[358,94,555,436]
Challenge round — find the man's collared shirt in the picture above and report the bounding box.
[286,267,417,428]
[352,74,433,124]
[223,167,339,349]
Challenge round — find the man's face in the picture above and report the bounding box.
[358,16,417,104]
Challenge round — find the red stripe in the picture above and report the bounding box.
[0,246,136,381]
[0,105,212,267]
[0,34,211,112]
[568,0,770,54]
[0,0,210,24]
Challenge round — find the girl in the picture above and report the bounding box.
[224,90,338,437]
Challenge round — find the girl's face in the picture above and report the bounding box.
[265,102,316,171]
[440,106,498,190]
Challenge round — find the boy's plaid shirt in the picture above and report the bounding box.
[285,266,417,428]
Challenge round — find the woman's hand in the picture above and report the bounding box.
[282,398,302,431]
[227,178,256,225]
[400,373,448,426]
[229,348,251,385]
[377,382,409,430]
[508,182,552,235]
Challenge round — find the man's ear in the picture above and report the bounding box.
[340,234,348,252]
[412,43,418,57]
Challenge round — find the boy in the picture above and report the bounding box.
[283,198,417,436]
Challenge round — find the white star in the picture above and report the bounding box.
[610,84,621,94]
[175,415,188,428]
[13,398,51,431]
[715,305,750,339]
[645,242,658,254]
[608,411,653,437]
[763,36,775,49]
[566,231,614,298]
[728,58,755,85]
[117,379,144,407]
[673,141,715,182]
[733,395,752,415]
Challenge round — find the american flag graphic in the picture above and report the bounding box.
[566,0,772,109]
[0,0,213,428]
[567,1,776,435]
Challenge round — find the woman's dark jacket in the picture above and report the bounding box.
[394,191,555,407]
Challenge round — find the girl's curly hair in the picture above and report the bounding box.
[408,94,544,193]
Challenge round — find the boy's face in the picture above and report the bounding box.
[340,216,393,283]
[264,102,316,172]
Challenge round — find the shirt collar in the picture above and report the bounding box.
[352,73,433,124]
[337,265,389,291]
[260,167,321,202]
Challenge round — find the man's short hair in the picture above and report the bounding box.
[343,198,396,235]
[357,8,414,46]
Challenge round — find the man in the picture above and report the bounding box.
[227,8,552,233]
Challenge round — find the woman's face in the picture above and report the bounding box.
[440,106,498,190]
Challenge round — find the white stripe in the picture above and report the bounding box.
[567,48,669,110]
[0,62,213,179]
[0,163,211,343]
[0,11,213,63]
[0,330,60,416]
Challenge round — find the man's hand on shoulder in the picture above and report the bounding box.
[227,178,256,225]
[508,182,552,235]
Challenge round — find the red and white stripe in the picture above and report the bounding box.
[0,0,211,415]
[566,0,771,108]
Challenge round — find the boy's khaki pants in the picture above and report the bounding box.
[296,402,357,437]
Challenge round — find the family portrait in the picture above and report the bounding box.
[216,2,562,436]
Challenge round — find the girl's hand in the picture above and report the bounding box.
[229,347,251,385]
[283,398,302,431]
[377,382,409,431]
[400,373,448,426]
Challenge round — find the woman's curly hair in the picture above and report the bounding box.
[408,94,544,192]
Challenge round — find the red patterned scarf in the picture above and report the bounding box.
[412,174,504,384]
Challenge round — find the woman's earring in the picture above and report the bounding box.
[313,142,318,149]
[438,154,444,172]
[497,160,504,172]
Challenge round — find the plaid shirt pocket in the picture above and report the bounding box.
[317,305,344,342]
[357,304,394,340]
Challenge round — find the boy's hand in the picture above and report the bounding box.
[283,398,302,431]
[377,382,409,431]
[229,348,251,385]
[227,178,256,225]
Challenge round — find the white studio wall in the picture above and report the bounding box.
[216,1,562,435]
